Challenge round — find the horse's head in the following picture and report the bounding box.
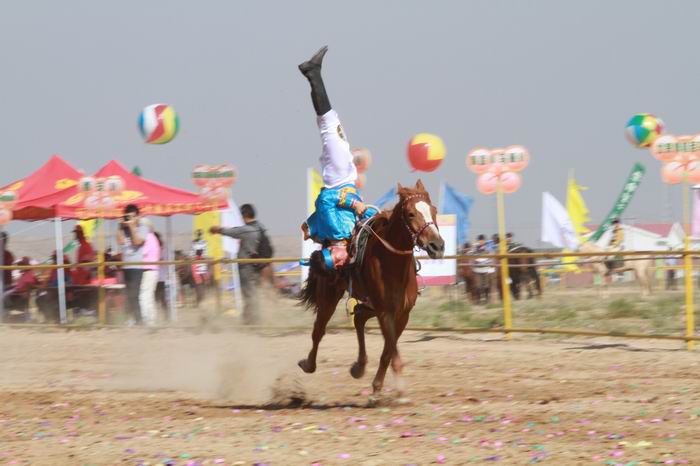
[397,180,445,259]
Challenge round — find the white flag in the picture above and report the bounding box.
[541,192,579,249]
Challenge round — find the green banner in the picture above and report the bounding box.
[589,162,646,242]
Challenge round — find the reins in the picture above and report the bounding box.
[359,193,435,256]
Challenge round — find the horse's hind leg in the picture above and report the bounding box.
[298,284,344,374]
[350,303,377,379]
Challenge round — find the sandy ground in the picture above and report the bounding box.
[1,326,699,466]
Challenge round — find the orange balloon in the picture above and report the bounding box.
[352,148,372,174]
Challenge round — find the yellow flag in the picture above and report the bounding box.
[567,177,590,238]
[79,219,98,240]
[307,168,324,215]
[193,210,223,280]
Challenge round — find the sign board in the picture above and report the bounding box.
[418,214,457,286]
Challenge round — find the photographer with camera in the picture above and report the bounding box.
[116,204,150,325]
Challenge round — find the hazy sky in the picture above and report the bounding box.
[1,0,698,245]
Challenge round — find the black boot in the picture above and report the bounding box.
[299,46,331,116]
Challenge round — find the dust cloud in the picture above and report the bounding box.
[103,329,309,406]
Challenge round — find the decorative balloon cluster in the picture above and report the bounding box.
[651,134,700,184]
[466,146,530,194]
[625,112,700,185]
[79,176,125,211]
[352,148,372,189]
[0,191,18,225]
[192,164,236,202]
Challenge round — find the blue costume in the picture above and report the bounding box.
[306,183,376,242]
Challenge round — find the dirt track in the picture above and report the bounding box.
[1,327,699,465]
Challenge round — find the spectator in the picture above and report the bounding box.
[473,234,495,304]
[665,251,678,291]
[191,229,208,258]
[190,248,209,306]
[210,203,269,325]
[117,204,149,325]
[139,219,160,327]
[153,232,168,320]
[1,232,15,292]
[47,252,72,286]
[3,257,37,320]
[72,225,96,285]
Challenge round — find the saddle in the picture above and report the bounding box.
[347,215,380,270]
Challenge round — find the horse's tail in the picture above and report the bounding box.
[298,267,319,311]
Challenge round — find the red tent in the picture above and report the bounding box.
[1,155,83,220]
[56,160,224,219]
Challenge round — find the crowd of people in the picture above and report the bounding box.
[0,202,273,326]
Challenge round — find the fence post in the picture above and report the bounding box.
[496,188,512,338]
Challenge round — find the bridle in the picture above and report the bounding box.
[360,193,437,256]
[401,193,437,246]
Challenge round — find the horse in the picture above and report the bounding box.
[458,258,495,305]
[298,180,445,400]
[577,242,653,296]
[494,244,542,301]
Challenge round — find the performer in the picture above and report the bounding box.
[606,218,625,274]
[299,46,376,273]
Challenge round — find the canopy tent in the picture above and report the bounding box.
[1,156,225,324]
[57,160,225,219]
[1,155,83,220]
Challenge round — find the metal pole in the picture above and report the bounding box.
[496,186,512,338]
[683,180,695,350]
[54,218,67,324]
[166,217,177,322]
[98,217,106,324]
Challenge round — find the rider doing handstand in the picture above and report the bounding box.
[299,46,377,274]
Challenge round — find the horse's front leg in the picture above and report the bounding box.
[371,311,398,400]
[350,303,377,379]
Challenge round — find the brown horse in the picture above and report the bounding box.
[299,180,445,399]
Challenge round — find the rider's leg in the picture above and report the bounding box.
[299,46,331,116]
[299,46,356,189]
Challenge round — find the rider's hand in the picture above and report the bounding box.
[209,226,223,235]
[301,222,311,241]
[353,201,368,215]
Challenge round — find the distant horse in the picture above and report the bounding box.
[577,242,653,296]
[496,245,542,300]
[299,180,445,400]
[458,258,495,305]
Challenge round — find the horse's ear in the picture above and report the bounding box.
[397,182,404,192]
[415,179,426,191]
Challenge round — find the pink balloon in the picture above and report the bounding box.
[687,159,700,183]
[466,148,492,174]
[651,135,678,162]
[504,145,530,172]
[500,172,522,193]
[661,161,684,184]
[476,172,498,195]
[79,176,96,193]
[192,165,211,188]
[84,195,101,210]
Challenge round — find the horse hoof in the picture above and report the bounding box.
[350,362,366,379]
[298,359,316,374]
[367,395,379,408]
